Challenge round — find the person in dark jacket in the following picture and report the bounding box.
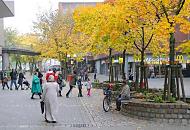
[77,77,83,97]
[10,69,18,90]
[66,71,77,98]
[0,71,4,88]
[36,69,43,88]
[3,73,9,90]
[57,73,65,96]
[18,71,25,90]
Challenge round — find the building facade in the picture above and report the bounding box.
[58,2,97,13]
[0,0,14,70]
[58,1,190,78]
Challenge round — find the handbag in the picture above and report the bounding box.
[40,101,45,114]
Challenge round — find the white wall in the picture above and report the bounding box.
[0,19,4,47]
[95,60,100,74]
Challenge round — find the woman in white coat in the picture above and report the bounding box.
[41,75,59,123]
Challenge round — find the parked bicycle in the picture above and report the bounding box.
[103,84,113,112]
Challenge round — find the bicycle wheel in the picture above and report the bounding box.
[103,96,111,112]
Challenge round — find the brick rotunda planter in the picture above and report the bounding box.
[121,99,190,124]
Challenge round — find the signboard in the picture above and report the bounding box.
[119,57,123,64]
[176,55,184,63]
[132,54,188,64]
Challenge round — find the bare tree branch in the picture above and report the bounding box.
[145,34,154,50]
[176,0,185,15]
[134,41,142,52]
[161,1,171,25]
[151,2,161,20]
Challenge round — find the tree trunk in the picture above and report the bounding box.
[109,48,114,82]
[29,62,33,75]
[60,60,64,78]
[18,60,22,71]
[122,49,126,80]
[64,53,68,80]
[140,50,145,88]
[15,61,18,70]
[169,32,176,98]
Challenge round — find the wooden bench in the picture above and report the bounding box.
[121,100,131,105]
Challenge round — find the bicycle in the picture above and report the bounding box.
[102,84,112,112]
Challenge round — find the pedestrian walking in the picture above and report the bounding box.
[57,73,65,96]
[85,78,92,96]
[31,72,42,99]
[85,72,88,81]
[77,77,83,97]
[10,69,18,90]
[0,71,4,88]
[66,71,77,98]
[2,73,9,90]
[94,68,97,81]
[36,68,43,88]
[94,73,96,81]
[80,70,84,81]
[41,75,59,123]
[17,71,25,90]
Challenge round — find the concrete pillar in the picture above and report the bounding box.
[95,60,100,74]
[2,52,9,71]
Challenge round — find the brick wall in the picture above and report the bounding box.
[121,99,190,124]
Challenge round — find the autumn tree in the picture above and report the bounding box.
[74,3,133,82]
[18,34,43,74]
[74,0,170,85]
[4,27,26,70]
[4,27,41,72]
[150,0,190,98]
[33,9,89,78]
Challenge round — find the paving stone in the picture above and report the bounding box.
[0,73,190,130]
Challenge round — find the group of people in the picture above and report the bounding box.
[30,68,92,123]
[0,69,29,90]
[66,71,92,98]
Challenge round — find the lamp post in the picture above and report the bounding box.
[66,54,70,75]
[72,54,77,73]
[67,54,78,74]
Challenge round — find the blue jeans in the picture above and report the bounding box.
[10,80,17,89]
[116,96,130,110]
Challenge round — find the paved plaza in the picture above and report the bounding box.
[0,87,190,130]
[0,73,190,130]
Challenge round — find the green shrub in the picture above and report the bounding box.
[145,92,163,103]
[153,95,163,103]
[92,82,102,88]
[168,96,176,103]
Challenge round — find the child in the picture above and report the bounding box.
[77,77,83,97]
[85,78,92,96]
[3,73,9,90]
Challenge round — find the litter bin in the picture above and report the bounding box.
[67,75,73,82]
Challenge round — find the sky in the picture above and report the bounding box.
[4,0,104,34]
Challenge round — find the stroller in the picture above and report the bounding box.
[23,79,31,90]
